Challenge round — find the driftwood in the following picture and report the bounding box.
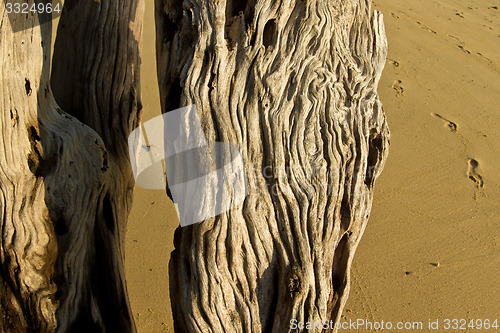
[0,0,142,332]
[1,0,388,331]
[156,0,389,332]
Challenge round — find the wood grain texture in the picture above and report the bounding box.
[51,1,143,329]
[1,0,143,331]
[156,0,389,331]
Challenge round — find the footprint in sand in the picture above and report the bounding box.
[457,45,471,54]
[387,58,400,68]
[392,80,404,96]
[467,159,484,189]
[476,52,493,64]
[416,21,437,34]
[431,113,457,132]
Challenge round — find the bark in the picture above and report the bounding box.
[157,0,389,332]
[0,0,143,331]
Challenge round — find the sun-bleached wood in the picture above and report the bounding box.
[1,0,388,330]
[156,0,389,332]
[0,0,143,331]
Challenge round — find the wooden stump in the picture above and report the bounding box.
[156,0,389,331]
[0,0,143,331]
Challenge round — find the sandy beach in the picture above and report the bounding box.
[125,0,500,331]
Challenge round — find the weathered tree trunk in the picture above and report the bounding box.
[0,0,142,331]
[157,0,389,332]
